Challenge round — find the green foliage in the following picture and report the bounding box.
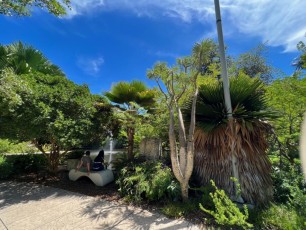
[293,41,306,71]
[258,204,305,230]
[186,73,275,133]
[0,42,64,76]
[271,160,306,204]
[105,80,155,109]
[161,198,201,218]
[200,180,253,229]
[261,158,306,229]
[0,139,36,154]
[8,154,48,174]
[147,39,220,201]
[0,43,115,172]
[266,75,306,161]
[0,0,70,16]
[116,160,178,202]
[0,155,13,179]
[0,139,13,154]
[105,80,156,159]
[231,44,274,83]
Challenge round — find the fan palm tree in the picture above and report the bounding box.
[0,42,64,76]
[105,80,155,160]
[185,73,274,205]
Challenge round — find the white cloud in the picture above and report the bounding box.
[221,0,306,52]
[77,56,104,76]
[67,0,306,52]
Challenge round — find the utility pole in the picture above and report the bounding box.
[214,0,244,203]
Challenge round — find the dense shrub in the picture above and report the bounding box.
[248,158,306,229]
[116,160,178,202]
[0,139,11,154]
[8,154,48,174]
[258,204,305,230]
[0,139,36,154]
[272,160,306,204]
[0,155,13,179]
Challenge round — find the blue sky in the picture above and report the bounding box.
[1,0,306,94]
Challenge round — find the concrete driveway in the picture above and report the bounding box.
[0,181,202,230]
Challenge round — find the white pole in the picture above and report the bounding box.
[214,0,243,203]
[214,0,232,116]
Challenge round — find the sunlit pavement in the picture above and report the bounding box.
[0,181,202,230]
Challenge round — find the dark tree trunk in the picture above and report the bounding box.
[127,127,135,160]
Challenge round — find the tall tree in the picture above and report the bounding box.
[292,41,306,72]
[185,74,274,205]
[0,0,70,16]
[105,80,155,160]
[0,43,114,172]
[0,71,113,172]
[147,39,218,201]
[231,44,274,84]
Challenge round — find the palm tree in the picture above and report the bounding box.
[0,42,64,76]
[292,41,306,72]
[185,74,274,205]
[105,80,155,160]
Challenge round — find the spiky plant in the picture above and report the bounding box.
[0,42,64,76]
[185,73,275,205]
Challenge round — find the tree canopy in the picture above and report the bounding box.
[266,75,306,162]
[0,42,114,171]
[105,80,156,160]
[147,39,219,201]
[0,42,64,76]
[0,0,70,16]
[231,44,274,84]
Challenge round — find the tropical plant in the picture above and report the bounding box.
[116,161,176,202]
[0,0,70,16]
[105,80,156,160]
[185,73,274,205]
[148,39,219,201]
[0,42,64,76]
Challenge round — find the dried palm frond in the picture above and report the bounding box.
[185,74,275,205]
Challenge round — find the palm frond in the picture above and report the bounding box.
[185,74,274,205]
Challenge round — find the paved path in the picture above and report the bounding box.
[0,181,202,230]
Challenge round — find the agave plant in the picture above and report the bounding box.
[185,73,275,205]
